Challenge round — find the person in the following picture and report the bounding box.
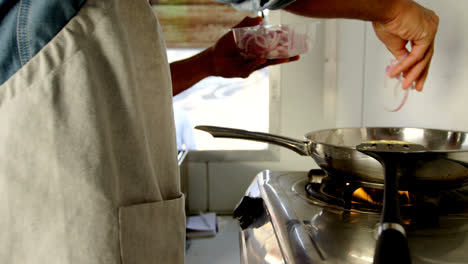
[0,2,296,264]
[0,0,437,264]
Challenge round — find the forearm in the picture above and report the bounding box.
[284,0,407,23]
[170,48,214,96]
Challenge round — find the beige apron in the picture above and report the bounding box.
[0,0,185,263]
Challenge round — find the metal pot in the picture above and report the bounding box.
[195,126,468,189]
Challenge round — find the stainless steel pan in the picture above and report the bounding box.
[196,126,468,188]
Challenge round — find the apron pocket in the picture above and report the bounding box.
[119,195,185,264]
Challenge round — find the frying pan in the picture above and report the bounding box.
[195,126,468,189]
[198,126,468,263]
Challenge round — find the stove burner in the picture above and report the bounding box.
[304,169,468,218]
[306,170,400,211]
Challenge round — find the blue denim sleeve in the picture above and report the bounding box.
[217,0,296,12]
[0,0,85,85]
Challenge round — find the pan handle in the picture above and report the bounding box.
[374,226,410,264]
[195,125,310,156]
[356,143,415,264]
[374,155,411,264]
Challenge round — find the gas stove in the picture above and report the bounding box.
[234,170,468,264]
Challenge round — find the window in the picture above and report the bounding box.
[170,49,269,150]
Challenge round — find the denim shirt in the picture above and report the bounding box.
[0,0,85,85]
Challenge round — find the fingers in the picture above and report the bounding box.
[389,42,434,91]
[239,56,300,78]
[255,56,300,72]
[233,16,263,29]
[254,56,299,70]
[269,55,300,66]
[415,64,430,92]
[388,42,430,78]
[241,58,267,78]
[413,45,434,91]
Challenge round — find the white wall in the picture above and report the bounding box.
[335,19,366,127]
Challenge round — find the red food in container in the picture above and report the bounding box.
[232,23,317,59]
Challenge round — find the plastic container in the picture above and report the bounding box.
[232,23,317,59]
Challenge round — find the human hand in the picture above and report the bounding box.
[210,16,299,79]
[373,0,439,91]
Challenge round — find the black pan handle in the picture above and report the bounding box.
[374,226,411,264]
[373,155,411,264]
[356,142,421,264]
[380,159,402,224]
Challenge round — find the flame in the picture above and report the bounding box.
[352,188,413,205]
[399,191,412,203]
[352,188,377,204]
